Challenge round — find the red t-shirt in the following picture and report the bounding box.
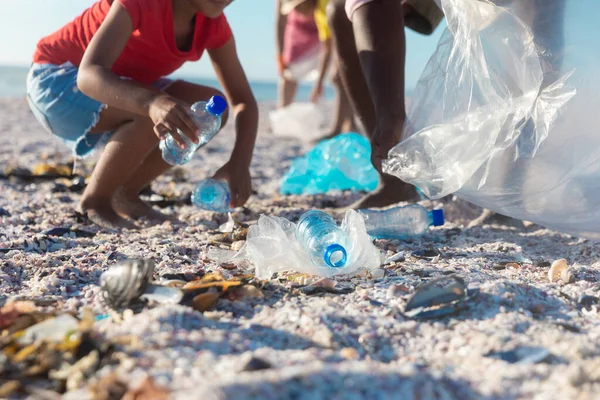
[33,0,232,84]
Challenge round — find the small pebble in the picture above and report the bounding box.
[340,347,359,360]
[242,356,272,372]
[386,284,410,300]
[370,269,385,279]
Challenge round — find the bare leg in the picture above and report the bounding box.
[79,115,156,230]
[321,67,358,139]
[80,81,228,228]
[327,0,417,208]
[277,77,298,108]
[112,81,228,222]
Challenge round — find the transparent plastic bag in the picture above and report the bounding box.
[281,132,380,195]
[233,210,382,280]
[282,44,321,82]
[269,102,324,141]
[384,0,600,238]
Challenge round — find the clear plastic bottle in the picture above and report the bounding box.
[358,205,444,239]
[160,95,227,166]
[191,179,231,212]
[295,210,349,268]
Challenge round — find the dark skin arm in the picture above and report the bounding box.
[353,0,407,172]
[209,38,259,207]
[77,1,199,149]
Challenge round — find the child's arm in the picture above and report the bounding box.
[77,2,199,149]
[208,38,259,208]
[311,38,333,103]
[276,0,287,76]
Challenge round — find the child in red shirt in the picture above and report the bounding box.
[27,0,258,229]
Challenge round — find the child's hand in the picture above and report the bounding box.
[148,94,199,149]
[213,161,252,208]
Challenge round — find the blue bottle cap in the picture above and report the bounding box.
[431,209,444,226]
[324,244,347,268]
[206,95,227,116]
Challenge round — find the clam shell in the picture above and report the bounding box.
[100,259,155,308]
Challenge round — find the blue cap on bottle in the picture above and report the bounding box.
[206,95,227,116]
[430,209,444,226]
[324,244,347,268]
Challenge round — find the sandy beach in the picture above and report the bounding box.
[1,97,600,399]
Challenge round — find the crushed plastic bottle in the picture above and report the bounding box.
[358,205,444,240]
[191,179,231,212]
[160,95,227,166]
[281,132,380,195]
[295,210,349,268]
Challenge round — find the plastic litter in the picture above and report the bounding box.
[359,205,444,239]
[269,102,324,142]
[17,314,79,345]
[218,213,235,233]
[295,210,349,268]
[139,285,184,305]
[160,95,227,165]
[191,179,231,213]
[281,132,380,195]
[383,0,600,238]
[233,210,382,279]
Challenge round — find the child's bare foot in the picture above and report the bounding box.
[112,189,178,223]
[348,175,419,209]
[78,200,138,230]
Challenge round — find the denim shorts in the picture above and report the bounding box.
[26,62,172,158]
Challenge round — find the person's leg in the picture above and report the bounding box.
[277,77,298,108]
[321,64,358,139]
[81,81,228,228]
[112,81,229,220]
[327,0,418,208]
[79,113,155,229]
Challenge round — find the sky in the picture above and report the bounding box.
[0,0,445,87]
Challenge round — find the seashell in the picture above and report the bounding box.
[548,259,568,282]
[100,259,155,308]
[192,292,220,312]
[43,227,95,238]
[561,267,574,284]
[486,346,551,364]
[231,240,246,252]
[404,276,478,319]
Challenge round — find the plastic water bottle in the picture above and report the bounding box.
[160,95,227,166]
[295,210,349,268]
[358,205,444,239]
[191,179,231,212]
